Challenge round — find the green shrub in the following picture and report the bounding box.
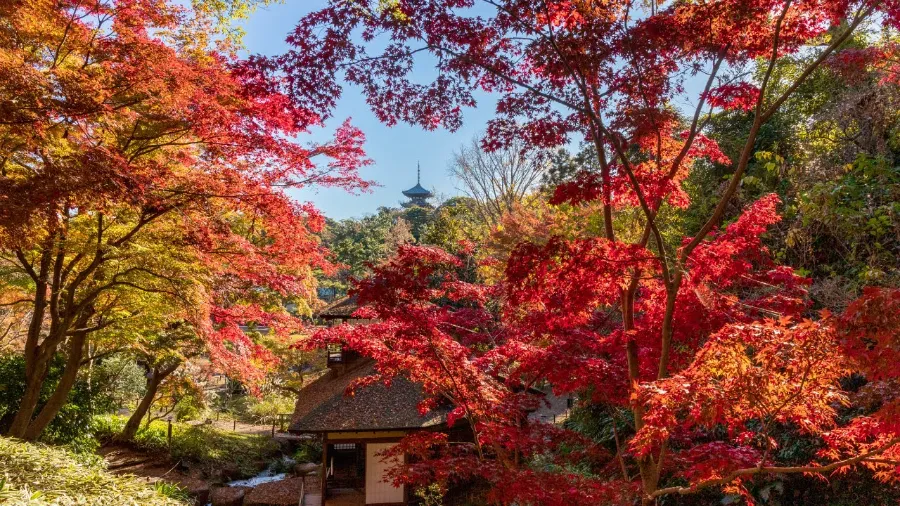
[0,354,94,447]
[169,423,279,477]
[0,437,187,506]
[245,394,295,424]
[88,356,146,415]
[293,441,323,464]
[153,482,191,502]
[91,413,127,442]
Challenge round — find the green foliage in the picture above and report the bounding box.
[564,403,633,454]
[319,206,421,293]
[153,482,191,502]
[400,206,432,241]
[86,355,147,416]
[541,144,598,189]
[173,390,206,422]
[244,394,295,424]
[789,155,899,284]
[93,414,278,478]
[413,483,446,506]
[420,196,484,251]
[292,441,323,464]
[0,437,187,505]
[0,354,95,448]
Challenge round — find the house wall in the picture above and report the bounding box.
[365,442,404,505]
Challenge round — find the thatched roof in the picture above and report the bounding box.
[289,359,449,433]
[316,296,359,320]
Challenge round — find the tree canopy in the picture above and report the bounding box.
[0,0,368,440]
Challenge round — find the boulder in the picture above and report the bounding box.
[243,477,304,506]
[210,486,251,506]
[171,475,210,506]
[293,462,320,477]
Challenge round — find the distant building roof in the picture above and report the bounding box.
[289,360,449,433]
[401,163,434,208]
[401,183,433,198]
[317,296,359,320]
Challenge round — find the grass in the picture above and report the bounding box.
[93,414,280,478]
[0,437,188,506]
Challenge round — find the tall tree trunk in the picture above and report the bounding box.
[118,361,180,441]
[6,360,49,438]
[22,330,89,441]
[7,240,54,439]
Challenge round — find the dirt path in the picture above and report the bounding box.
[98,444,212,503]
[185,418,273,436]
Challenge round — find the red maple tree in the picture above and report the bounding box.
[0,0,369,440]
[289,0,900,503]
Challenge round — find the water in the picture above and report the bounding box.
[226,469,288,488]
[203,469,288,506]
[224,455,296,487]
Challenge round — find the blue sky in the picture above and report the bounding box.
[240,1,496,220]
[239,2,710,220]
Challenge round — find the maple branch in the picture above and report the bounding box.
[428,43,589,115]
[650,437,900,499]
[422,329,486,459]
[609,408,631,482]
[0,299,31,307]
[681,4,871,262]
[79,347,127,366]
[14,249,39,282]
[761,6,875,123]
[602,135,673,291]
[863,458,900,466]
[667,45,730,181]
[51,0,85,69]
[336,46,433,68]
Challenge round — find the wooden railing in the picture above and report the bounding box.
[271,413,294,436]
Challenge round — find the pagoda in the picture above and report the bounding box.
[401,162,434,208]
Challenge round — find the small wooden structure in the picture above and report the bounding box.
[317,296,368,367]
[295,297,569,505]
[289,356,450,506]
[293,297,451,506]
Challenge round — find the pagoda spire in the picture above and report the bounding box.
[401,162,434,208]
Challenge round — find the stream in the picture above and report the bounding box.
[226,454,296,487]
[225,468,288,488]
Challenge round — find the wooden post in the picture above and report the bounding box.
[167,419,172,446]
[321,434,328,500]
[233,419,237,432]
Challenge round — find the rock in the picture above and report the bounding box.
[293,462,320,477]
[172,475,210,506]
[210,486,250,506]
[218,462,243,482]
[243,477,304,506]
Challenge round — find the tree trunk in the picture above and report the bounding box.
[118,361,180,441]
[6,361,48,438]
[22,331,89,441]
[120,375,162,441]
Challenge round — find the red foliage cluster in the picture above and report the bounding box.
[704,83,762,112]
